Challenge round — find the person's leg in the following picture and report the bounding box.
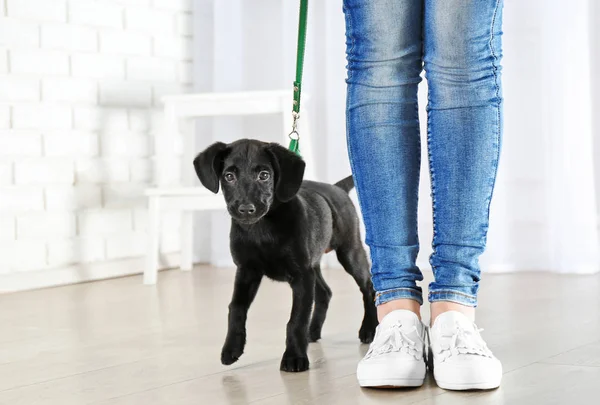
[344,0,424,321]
[345,0,428,388]
[424,0,504,390]
[424,0,504,321]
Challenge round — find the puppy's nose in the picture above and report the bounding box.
[238,204,256,215]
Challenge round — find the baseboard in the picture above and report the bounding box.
[4,254,596,295]
[0,253,181,294]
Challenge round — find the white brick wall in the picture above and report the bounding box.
[0,76,40,102]
[99,30,151,56]
[0,187,44,213]
[154,36,192,60]
[128,108,150,132]
[0,240,47,272]
[73,106,129,131]
[0,131,42,156]
[6,0,67,23]
[129,158,152,182]
[125,8,174,35]
[105,231,145,259]
[78,210,131,236]
[11,50,70,75]
[0,162,13,185]
[99,81,152,106]
[41,24,98,52]
[127,57,177,82]
[100,132,150,157]
[15,159,74,184]
[0,49,8,73]
[113,0,150,6]
[44,131,99,156]
[45,185,102,211]
[0,105,10,128]
[47,237,105,266]
[69,1,123,29]
[0,17,40,47]
[0,217,16,241]
[12,104,72,129]
[153,0,191,12]
[75,158,130,183]
[101,183,146,208]
[17,213,76,238]
[42,78,98,103]
[0,0,192,276]
[72,54,125,79]
[176,13,193,38]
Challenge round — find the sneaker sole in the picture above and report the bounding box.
[428,346,501,391]
[358,378,425,388]
[434,379,501,391]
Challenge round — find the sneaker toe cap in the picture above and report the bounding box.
[434,355,502,386]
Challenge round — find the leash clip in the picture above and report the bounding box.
[288,111,300,140]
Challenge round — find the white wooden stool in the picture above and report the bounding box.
[144,90,314,284]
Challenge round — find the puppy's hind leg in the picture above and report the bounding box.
[309,265,332,342]
[336,243,378,344]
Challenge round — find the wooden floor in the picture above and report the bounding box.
[1,266,600,405]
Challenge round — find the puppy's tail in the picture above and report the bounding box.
[334,175,354,193]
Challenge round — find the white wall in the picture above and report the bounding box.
[0,0,193,291]
[488,0,598,273]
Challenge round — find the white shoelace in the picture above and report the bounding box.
[433,323,493,362]
[365,322,424,361]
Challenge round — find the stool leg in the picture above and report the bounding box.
[180,211,194,271]
[144,197,160,285]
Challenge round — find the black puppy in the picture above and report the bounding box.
[193,139,377,372]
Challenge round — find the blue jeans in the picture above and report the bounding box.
[344,0,503,307]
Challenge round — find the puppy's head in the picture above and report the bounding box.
[193,139,305,224]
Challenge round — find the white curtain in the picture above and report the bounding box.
[484,0,599,274]
[193,0,600,274]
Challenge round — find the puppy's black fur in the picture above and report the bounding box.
[194,139,377,372]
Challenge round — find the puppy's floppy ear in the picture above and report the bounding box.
[265,143,306,202]
[193,142,228,193]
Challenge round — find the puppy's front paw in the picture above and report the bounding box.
[359,320,377,344]
[280,352,309,372]
[309,327,321,342]
[221,344,244,365]
[221,334,245,365]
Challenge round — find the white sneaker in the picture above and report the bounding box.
[429,311,502,390]
[357,310,427,387]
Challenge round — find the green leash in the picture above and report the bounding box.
[288,0,308,156]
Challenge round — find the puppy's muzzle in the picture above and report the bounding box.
[237,204,256,216]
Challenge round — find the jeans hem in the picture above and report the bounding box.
[375,288,423,306]
[428,290,478,307]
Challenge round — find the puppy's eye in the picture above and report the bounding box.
[258,171,270,181]
[224,172,236,182]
